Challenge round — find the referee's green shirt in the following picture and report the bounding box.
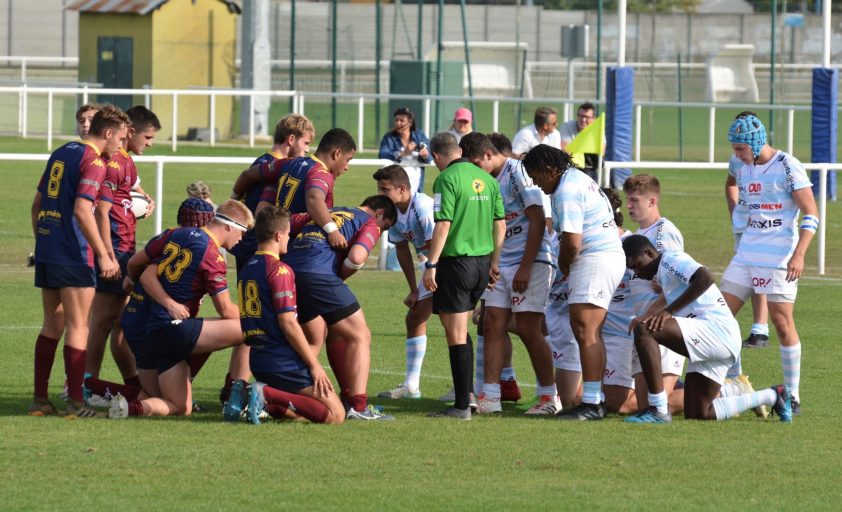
[432,159,505,258]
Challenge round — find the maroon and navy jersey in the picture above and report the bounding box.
[258,156,335,214]
[283,207,382,276]
[230,151,282,261]
[99,148,140,253]
[145,226,229,330]
[239,251,306,373]
[35,140,107,268]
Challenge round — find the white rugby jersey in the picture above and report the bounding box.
[629,217,684,316]
[550,170,622,257]
[497,158,554,268]
[546,233,569,316]
[728,155,749,234]
[603,230,635,339]
[732,151,812,269]
[387,192,435,257]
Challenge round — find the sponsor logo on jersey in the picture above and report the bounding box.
[471,179,485,194]
[747,218,783,229]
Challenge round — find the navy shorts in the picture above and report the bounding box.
[433,255,490,314]
[294,272,360,325]
[34,262,95,289]
[147,318,203,374]
[96,251,133,295]
[253,369,314,394]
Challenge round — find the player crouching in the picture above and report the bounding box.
[235,206,344,424]
[622,235,792,424]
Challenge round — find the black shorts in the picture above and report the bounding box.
[95,251,133,295]
[253,369,314,394]
[34,262,96,289]
[433,255,490,314]
[147,318,203,374]
[295,272,361,325]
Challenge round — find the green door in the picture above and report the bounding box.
[97,37,133,111]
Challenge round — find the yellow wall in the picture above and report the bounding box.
[151,0,238,141]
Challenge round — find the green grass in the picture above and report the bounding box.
[1,135,841,510]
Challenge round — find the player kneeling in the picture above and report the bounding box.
[622,235,792,423]
[237,206,344,424]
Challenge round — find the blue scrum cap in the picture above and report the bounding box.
[177,197,215,228]
[727,114,767,159]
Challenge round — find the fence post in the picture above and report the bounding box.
[248,92,255,148]
[787,108,794,155]
[22,84,28,138]
[47,90,54,151]
[708,106,716,163]
[635,104,642,161]
[210,92,216,147]
[82,84,89,105]
[358,96,365,152]
[819,167,827,275]
[493,100,499,133]
[171,92,178,152]
[423,98,431,136]
[154,159,164,235]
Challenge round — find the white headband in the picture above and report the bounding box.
[214,212,248,232]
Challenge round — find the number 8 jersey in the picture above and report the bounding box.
[144,226,229,330]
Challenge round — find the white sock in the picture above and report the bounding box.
[481,383,501,401]
[648,391,668,415]
[713,388,777,420]
[536,384,557,397]
[404,335,427,391]
[780,343,801,401]
[718,381,742,397]
[501,367,516,381]
[582,381,602,405]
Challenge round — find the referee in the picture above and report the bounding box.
[422,132,505,420]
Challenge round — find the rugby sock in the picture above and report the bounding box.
[265,403,289,419]
[263,386,330,423]
[326,338,350,396]
[726,354,742,379]
[780,343,801,401]
[189,353,211,379]
[718,381,742,397]
[536,384,558,397]
[751,323,770,336]
[405,335,427,391]
[449,344,472,411]
[124,375,141,388]
[712,388,776,420]
[85,377,140,400]
[647,391,668,415]
[63,346,87,402]
[581,381,602,405]
[127,399,144,417]
[501,367,517,382]
[481,383,501,401]
[474,334,485,395]
[348,394,368,413]
[33,334,59,399]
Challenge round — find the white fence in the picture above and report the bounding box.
[1,152,835,275]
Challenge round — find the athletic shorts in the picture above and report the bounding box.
[121,298,152,370]
[675,316,741,385]
[604,334,635,389]
[567,250,625,310]
[253,369,314,394]
[95,251,133,295]
[416,274,433,301]
[720,260,797,303]
[632,345,686,377]
[147,318,203,374]
[34,262,95,289]
[546,310,579,372]
[294,272,360,325]
[433,255,490,314]
[483,262,553,313]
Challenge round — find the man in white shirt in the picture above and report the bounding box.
[511,107,561,158]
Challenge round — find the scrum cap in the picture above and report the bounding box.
[728,114,766,159]
[177,197,215,228]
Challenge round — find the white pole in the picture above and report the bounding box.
[424,98,431,136]
[635,104,642,161]
[358,96,365,152]
[82,85,89,105]
[47,90,53,151]
[377,234,388,270]
[823,0,831,68]
[21,58,26,82]
[171,93,178,152]
[818,167,827,275]
[209,92,216,147]
[708,106,716,163]
[154,159,164,235]
[787,108,794,155]
[492,100,499,133]
[617,0,627,67]
[299,95,305,115]
[249,92,255,148]
[22,84,28,138]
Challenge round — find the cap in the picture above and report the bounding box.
[453,107,472,122]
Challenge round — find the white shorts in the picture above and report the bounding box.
[604,334,635,389]
[675,316,741,385]
[546,311,579,372]
[567,250,626,310]
[483,263,553,313]
[416,275,433,301]
[720,260,797,303]
[632,345,686,377]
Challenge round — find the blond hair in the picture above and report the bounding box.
[216,199,254,230]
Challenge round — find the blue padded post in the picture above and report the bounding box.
[811,67,837,200]
[605,66,634,189]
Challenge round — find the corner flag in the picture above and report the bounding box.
[566,113,605,168]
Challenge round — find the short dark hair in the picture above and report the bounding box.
[316,128,356,154]
[89,104,130,137]
[459,132,498,160]
[429,132,460,158]
[521,144,573,179]
[488,132,512,157]
[602,188,624,227]
[75,103,100,122]
[533,106,558,127]
[126,105,161,131]
[735,110,758,119]
[373,164,411,189]
[254,205,291,243]
[622,234,656,259]
[578,102,596,114]
[361,194,398,224]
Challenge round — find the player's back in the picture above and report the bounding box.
[389,192,434,255]
[102,148,139,253]
[551,169,621,256]
[261,156,334,214]
[284,207,376,275]
[231,151,281,263]
[497,158,554,267]
[657,251,734,324]
[35,140,106,267]
[239,252,306,374]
